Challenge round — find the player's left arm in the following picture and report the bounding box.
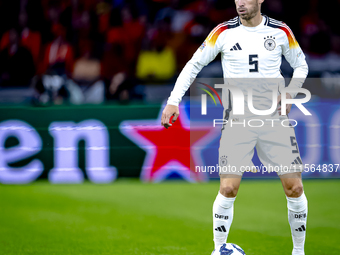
[279,24,308,114]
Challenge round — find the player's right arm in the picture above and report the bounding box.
[161,23,228,128]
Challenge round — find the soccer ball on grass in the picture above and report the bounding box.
[212,243,245,255]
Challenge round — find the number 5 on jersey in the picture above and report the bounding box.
[249,54,258,72]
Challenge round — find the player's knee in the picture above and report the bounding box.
[285,183,304,198]
[220,184,238,197]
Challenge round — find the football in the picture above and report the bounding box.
[213,243,246,255]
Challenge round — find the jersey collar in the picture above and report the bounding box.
[239,15,266,32]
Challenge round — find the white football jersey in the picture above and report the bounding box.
[167,15,308,119]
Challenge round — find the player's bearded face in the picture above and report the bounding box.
[236,0,260,21]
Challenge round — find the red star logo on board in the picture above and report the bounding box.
[120,103,220,182]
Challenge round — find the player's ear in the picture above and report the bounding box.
[258,0,264,4]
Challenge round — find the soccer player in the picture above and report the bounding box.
[161,0,308,255]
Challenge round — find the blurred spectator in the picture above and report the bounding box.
[106,8,124,46]
[0,28,35,87]
[102,43,141,102]
[261,0,284,23]
[176,14,211,69]
[96,0,112,35]
[107,72,141,102]
[136,45,176,81]
[136,25,176,82]
[59,0,100,47]
[154,1,193,33]
[73,42,101,82]
[67,40,105,104]
[121,5,146,67]
[0,12,41,65]
[295,0,340,81]
[40,23,74,75]
[208,0,235,25]
[32,71,68,105]
[102,43,127,100]
[145,0,171,23]
[107,5,145,73]
[101,44,127,82]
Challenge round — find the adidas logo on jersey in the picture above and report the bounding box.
[295,225,306,232]
[215,225,227,232]
[230,43,242,51]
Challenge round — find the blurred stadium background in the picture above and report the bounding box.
[0,0,340,254]
[0,0,340,104]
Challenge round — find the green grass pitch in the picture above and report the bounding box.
[1,179,339,254]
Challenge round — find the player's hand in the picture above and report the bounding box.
[277,93,292,115]
[161,104,179,129]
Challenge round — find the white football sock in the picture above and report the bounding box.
[213,192,235,250]
[287,193,308,255]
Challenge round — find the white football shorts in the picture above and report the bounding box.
[218,116,304,176]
